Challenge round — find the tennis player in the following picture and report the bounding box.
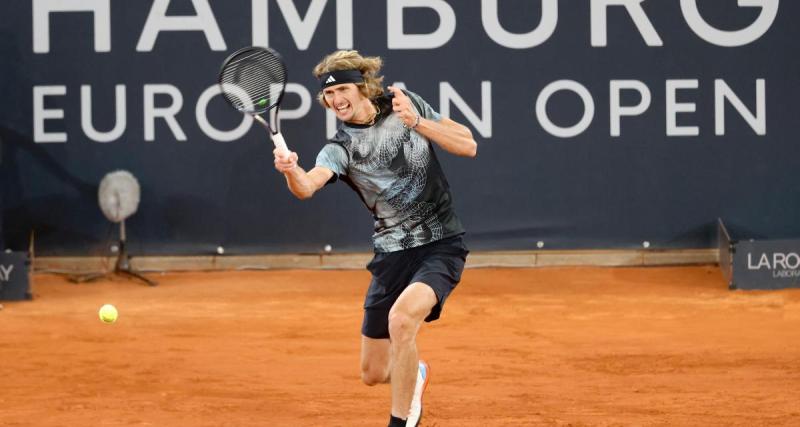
[273,50,477,427]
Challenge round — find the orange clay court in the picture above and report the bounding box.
[1,266,799,426]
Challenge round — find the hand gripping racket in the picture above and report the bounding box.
[218,46,289,152]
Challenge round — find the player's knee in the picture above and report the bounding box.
[361,373,379,386]
[387,311,416,344]
[360,366,388,386]
[361,363,389,386]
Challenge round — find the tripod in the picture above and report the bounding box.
[70,219,157,287]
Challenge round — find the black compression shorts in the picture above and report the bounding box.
[361,234,469,339]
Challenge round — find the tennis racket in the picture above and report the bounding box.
[217,46,289,152]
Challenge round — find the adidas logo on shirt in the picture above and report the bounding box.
[325,75,336,84]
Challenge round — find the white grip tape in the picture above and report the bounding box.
[271,132,288,153]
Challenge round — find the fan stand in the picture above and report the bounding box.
[70,220,157,287]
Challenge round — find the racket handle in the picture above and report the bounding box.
[271,132,289,153]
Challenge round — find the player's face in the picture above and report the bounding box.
[323,83,371,123]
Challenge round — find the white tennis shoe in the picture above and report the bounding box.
[406,360,430,427]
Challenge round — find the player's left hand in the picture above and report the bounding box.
[387,86,419,129]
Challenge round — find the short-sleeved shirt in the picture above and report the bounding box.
[315,90,465,253]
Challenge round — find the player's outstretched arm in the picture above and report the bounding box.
[273,149,334,200]
[387,86,477,158]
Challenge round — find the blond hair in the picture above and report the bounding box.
[313,50,384,107]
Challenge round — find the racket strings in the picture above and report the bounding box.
[219,50,286,113]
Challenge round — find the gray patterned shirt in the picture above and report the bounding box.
[315,90,465,253]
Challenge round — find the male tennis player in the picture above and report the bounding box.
[273,50,476,427]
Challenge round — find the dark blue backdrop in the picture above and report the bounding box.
[1,0,798,255]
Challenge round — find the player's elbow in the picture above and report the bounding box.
[290,187,315,200]
[459,125,477,158]
[294,190,314,200]
[461,135,477,158]
[465,139,477,158]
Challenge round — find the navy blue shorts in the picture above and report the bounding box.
[361,234,469,339]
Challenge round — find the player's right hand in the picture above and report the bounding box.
[274,148,298,173]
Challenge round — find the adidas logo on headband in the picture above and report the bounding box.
[320,69,364,89]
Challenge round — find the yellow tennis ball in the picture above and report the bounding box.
[98,304,118,324]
